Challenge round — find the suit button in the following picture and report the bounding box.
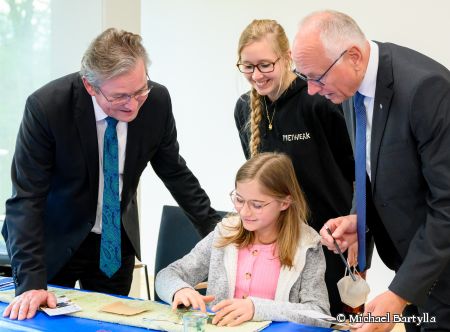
[381,202,388,207]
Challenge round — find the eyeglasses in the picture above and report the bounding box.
[229,190,276,214]
[294,50,347,86]
[97,78,153,106]
[236,58,280,74]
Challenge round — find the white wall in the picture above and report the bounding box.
[139,0,450,301]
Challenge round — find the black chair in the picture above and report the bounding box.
[154,205,227,301]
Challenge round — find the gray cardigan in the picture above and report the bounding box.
[155,216,330,327]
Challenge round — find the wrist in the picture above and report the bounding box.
[388,290,408,311]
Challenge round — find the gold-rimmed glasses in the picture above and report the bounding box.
[229,190,276,214]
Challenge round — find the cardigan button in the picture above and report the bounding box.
[245,272,252,279]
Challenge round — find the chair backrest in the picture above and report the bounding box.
[154,205,227,301]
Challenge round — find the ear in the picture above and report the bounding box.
[82,76,97,96]
[346,45,364,71]
[279,196,292,211]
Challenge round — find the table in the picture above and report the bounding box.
[0,302,338,332]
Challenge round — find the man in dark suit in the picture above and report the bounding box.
[292,10,450,332]
[3,28,220,320]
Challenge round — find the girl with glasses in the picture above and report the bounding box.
[155,152,330,327]
[234,19,360,316]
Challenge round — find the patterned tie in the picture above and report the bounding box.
[354,92,366,271]
[100,117,121,277]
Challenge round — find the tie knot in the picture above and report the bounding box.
[106,116,118,128]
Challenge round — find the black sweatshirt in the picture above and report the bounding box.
[234,77,354,231]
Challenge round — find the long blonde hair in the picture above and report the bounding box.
[237,19,293,157]
[217,152,309,268]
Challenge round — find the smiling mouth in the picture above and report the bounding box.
[255,80,270,87]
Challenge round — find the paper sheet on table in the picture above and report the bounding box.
[298,310,352,329]
[100,301,149,316]
[41,296,82,316]
[0,287,270,332]
[298,309,335,320]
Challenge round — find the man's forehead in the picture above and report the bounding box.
[293,37,327,71]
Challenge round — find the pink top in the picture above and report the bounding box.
[234,243,281,300]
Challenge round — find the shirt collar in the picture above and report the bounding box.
[92,96,108,122]
[358,40,379,99]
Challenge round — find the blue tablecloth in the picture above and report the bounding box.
[0,302,339,332]
[0,280,338,332]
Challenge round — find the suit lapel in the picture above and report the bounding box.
[121,112,143,208]
[371,42,394,192]
[74,76,99,204]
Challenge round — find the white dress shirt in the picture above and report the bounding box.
[357,40,379,180]
[91,97,127,234]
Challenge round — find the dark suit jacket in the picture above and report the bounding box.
[3,73,219,295]
[343,42,450,306]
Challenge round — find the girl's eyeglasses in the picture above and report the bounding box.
[229,190,276,214]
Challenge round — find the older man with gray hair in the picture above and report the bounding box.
[292,9,450,332]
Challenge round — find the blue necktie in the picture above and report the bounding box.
[100,117,121,277]
[354,92,366,271]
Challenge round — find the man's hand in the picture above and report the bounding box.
[211,298,254,327]
[3,289,57,320]
[172,287,215,313]
[320,214,358,253]
[352,290,408,331]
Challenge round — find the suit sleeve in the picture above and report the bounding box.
[389,76,450,304]
[233,95,251,159]
[149,88,220,237]
[3,95,54,295]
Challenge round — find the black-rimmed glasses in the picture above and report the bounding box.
[294,50,347,86]
[236,58,280,74]
[229,190,276,214]
[97,77,152,106]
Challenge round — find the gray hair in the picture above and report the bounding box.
[80,28,151,88]
[299,10,366,59]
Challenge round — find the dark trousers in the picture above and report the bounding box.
[49,231,135,296]
[322,248,347,316]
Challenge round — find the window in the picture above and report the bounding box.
[0,0,51,214]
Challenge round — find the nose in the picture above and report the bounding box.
[123,95,140,109]
[307,82,322,95]
[251,68,264,80]
[239,201,252,217]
